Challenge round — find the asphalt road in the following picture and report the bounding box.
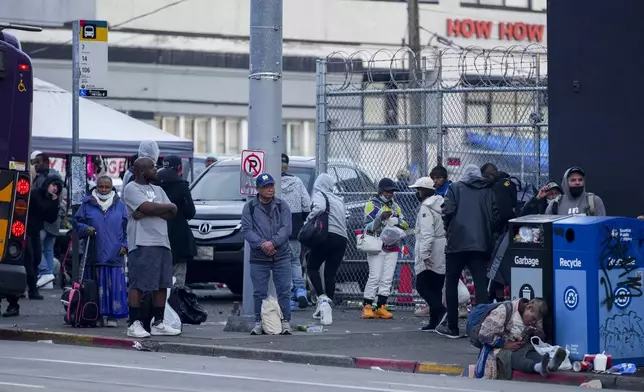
[0,341,596,392]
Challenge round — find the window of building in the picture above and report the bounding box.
[161,117,179,136]
[461,0,546,11]
[183,117,194,141]
[285,121,304,156]
[464,90,544,126]
[195,118,210,154]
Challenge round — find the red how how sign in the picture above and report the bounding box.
[446,18,544,42]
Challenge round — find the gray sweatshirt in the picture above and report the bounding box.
[545,167,606,216]
[305,173,347,239]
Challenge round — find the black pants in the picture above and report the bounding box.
[7,233,41,305]
[307,233,347,302]
[510,346,542,373]
[416,270,446,323]
[445,251,489,330]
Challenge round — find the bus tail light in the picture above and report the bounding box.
[16,178,30,195]
[13,199,27,217]
[10,221,25,237]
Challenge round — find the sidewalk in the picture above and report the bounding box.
[1,290,643,390]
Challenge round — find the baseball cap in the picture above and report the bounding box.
[256,173,275,188]
[30,150,43,160]
[409,177,435,190]
[162,155,182,170]
[567,166,585,177]
[545,181,562,192]
[281,153,289,164]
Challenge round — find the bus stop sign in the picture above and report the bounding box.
[240,149,265,196]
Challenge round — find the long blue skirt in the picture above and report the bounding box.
[84,265,129,319]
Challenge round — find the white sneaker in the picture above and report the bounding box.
[127,321,150,338]
[37,274,55,288]
[150,321,181,336]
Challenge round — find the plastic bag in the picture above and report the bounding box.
[531,336,572,370]
[458,280,470,305]
[151,286,183,332]
[261,297,283,335]
[168,285,208,325]
[380,226,406,246]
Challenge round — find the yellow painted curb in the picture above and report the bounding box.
[415,362,464,375]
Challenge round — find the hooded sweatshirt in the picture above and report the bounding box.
[414,194,446,275]
[442,164,499,254]
[305,173,347,239]
[280,173,311,240]
[545,167,606,216]
[435,180,453,197]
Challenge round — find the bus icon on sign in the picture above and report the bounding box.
[83,25,96,39]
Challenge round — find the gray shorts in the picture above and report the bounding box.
[128,246,173,291]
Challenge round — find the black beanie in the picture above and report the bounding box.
[430,165,448,179]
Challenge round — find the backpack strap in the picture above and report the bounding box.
[320,192,330,214]
[586,192,595,216]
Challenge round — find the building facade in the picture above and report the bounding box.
[4,0,547,157]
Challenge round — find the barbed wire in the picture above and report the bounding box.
[322,44,547,91]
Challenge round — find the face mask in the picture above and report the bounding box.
[379,195,392,203]
[96,191,113,201]
[568,186,584,198]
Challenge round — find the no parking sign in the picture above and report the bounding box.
[240,149,265,196]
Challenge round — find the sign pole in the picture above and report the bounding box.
[70,20,108,281]
[70,20,81,282]
[224,0,283,333]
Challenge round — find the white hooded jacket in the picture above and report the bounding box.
[414,194,447,275]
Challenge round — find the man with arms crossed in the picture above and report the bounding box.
[123,157,181,338]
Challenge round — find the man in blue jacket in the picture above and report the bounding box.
[241,173,293,335]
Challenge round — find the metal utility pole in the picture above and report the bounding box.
[70,21,82,282]
[407,0,427,178]
[225,0,283,333]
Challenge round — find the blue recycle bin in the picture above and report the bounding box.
[553,216,644,365]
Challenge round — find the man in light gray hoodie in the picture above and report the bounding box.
[545,166,606,216]
[280,154,311,309]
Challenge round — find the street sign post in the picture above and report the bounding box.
[69,19,107,281]
[240,149,266,196]
[77,20,108,98]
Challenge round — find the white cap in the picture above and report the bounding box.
[409,176,435,190]
[30,150,43,160]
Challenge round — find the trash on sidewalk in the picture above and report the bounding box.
[37,340,53,344]
[296,325,324,333]
[132,341,152,352]
[371,366,386,371]
[580,380,602,388]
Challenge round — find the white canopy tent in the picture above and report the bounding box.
[31,78,193,157]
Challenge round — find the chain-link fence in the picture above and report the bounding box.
[315,45,548,308]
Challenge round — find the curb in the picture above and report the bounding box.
[0,328,642,390]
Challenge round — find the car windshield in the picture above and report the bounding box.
[191,164,313,201]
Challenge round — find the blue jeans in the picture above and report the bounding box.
[250,258,292,322]
[289,240,305,292]
[39,230,56,275]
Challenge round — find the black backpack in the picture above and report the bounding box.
[298,192,330,248]
[65,237,100,327]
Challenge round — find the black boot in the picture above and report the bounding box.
[3,303,19,317]
[28,290,44,300]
